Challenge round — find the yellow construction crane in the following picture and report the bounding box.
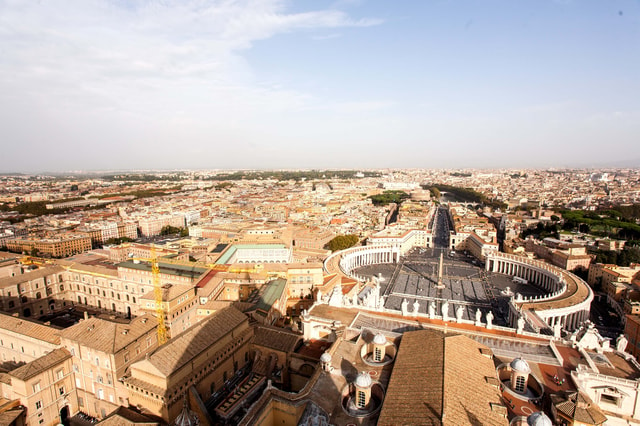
[150,246,168,345]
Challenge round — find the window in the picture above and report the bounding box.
[35,400,42,410]
[97,389,104,400]
[601,394,619,405]
[56,369,64,380]
[374,347,382,362]
[515,375,526,393]
[78,397,84,407]
[59,386,65,395]
[357,390,366,408]
[32,382,41,392]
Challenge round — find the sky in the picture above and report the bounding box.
[1,0,639,173]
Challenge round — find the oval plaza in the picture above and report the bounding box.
[323,225,593,335]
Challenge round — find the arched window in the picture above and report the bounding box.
[35,292,42,299]
[59,285,64,291]
[374,347,382,362]
[21,296,27,303]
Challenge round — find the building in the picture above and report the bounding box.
[377,329,507,425]
[6,235,92,258]
[0,312,61,370]
[0,348,76,426]
[58,314,159,419]
[124,306,253,423]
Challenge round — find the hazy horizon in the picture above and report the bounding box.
[1,0,639,173]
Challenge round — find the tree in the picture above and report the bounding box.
[160,225,183,236]
[368,190,410,206]
[325,234,359,252]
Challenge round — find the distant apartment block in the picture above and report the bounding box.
[5,234,92,258]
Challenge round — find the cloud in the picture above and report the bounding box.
[0,0,383,121]
[312,33,343,40]
[333,100,395,113]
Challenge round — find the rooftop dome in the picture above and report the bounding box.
[510,357,531,374]
[174,396,200,426]
[354,371,372,388]
[320,352,332,363]
[373,333,387,345]
[527,412,552,426]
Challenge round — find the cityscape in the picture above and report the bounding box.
[2,0,640,425]
[0,168,640,425]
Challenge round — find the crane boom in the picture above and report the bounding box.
[151,246,168,345]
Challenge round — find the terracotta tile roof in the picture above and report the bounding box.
[378,329,444,425]
[143,306,247,377]
[59,314,156,354]
[378,330,507,426]
[0,265,65,288]
[0,312,60,345]
[252,325,301,353]
[443,334,506,426]
[9,348,71,382]
[550,390,607,425]
[97,405,160,425]
[307,304,358,326]
[0,409,24,425]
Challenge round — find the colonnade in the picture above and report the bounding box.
[487,256,562,293]
[487,252,593,332]
[324,246,400,279]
